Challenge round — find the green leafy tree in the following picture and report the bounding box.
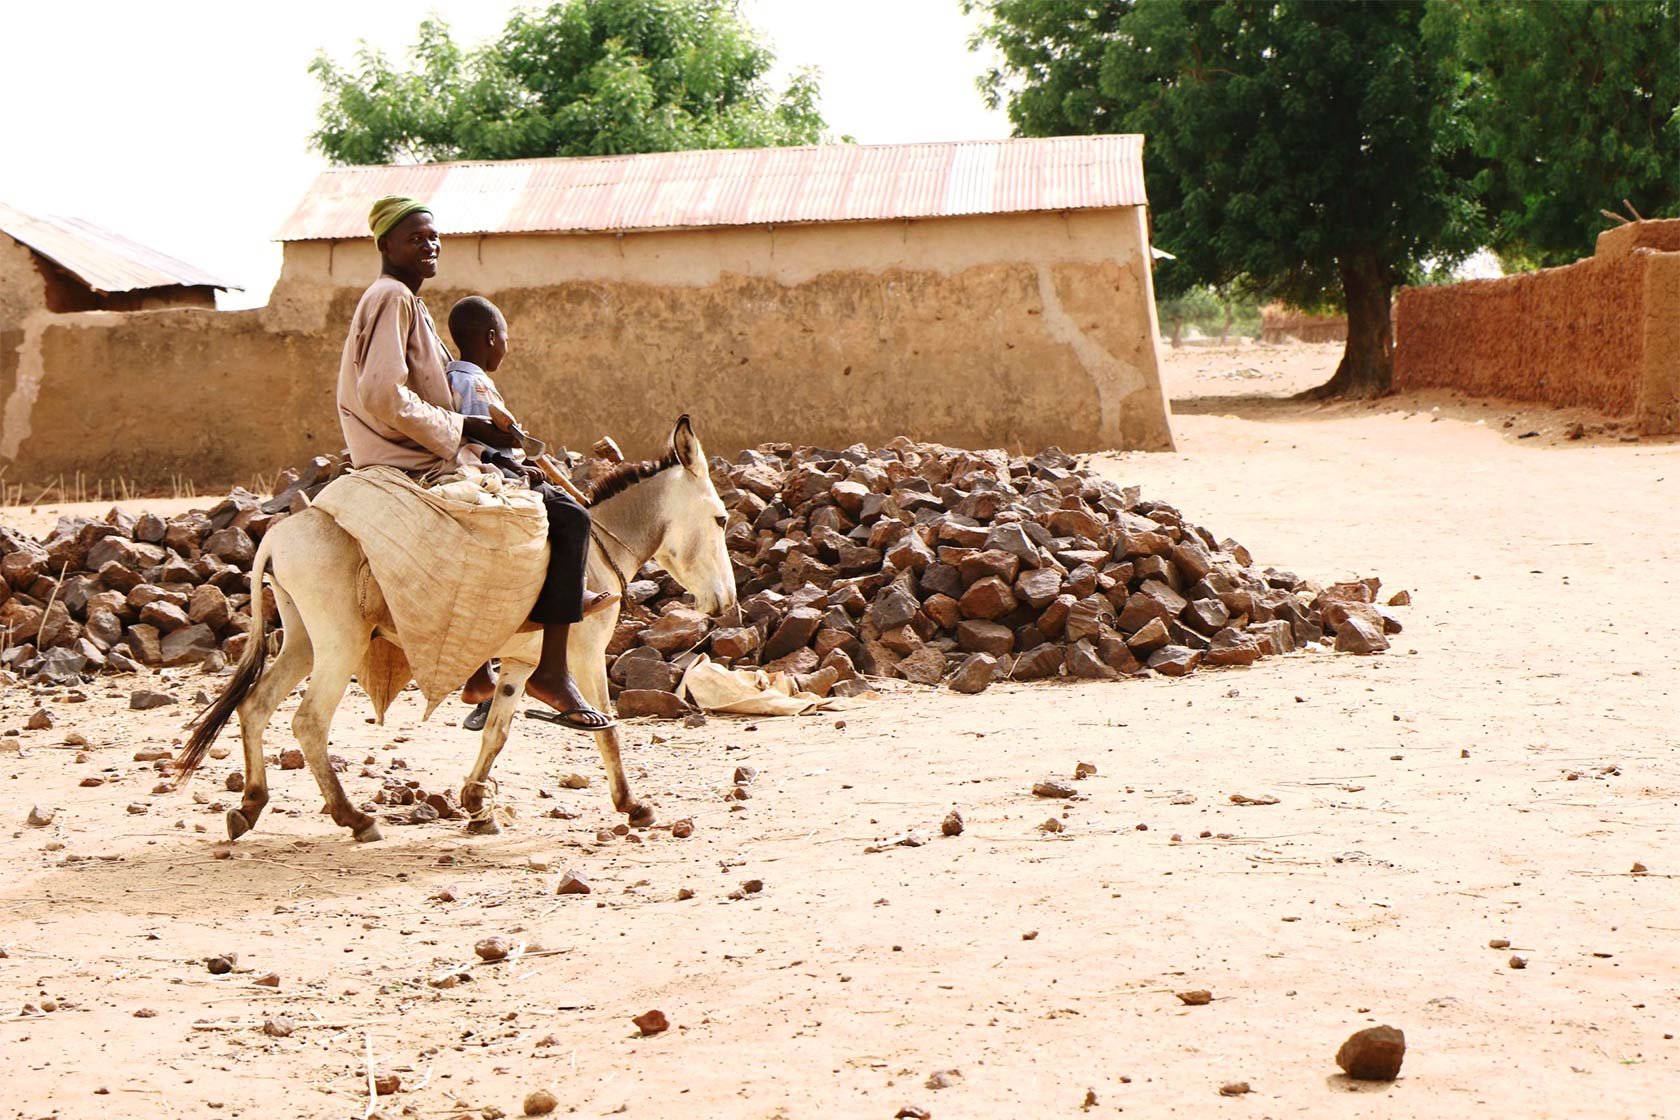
[310,0,828,164]
[969,0,1482,398]
[1429,0,1679,268]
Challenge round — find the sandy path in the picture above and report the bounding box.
[0,344,1675,1119]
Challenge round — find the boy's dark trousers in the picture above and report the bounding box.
[482,451,592,625]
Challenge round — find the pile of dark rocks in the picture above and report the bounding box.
[0,455,345,684]
[601,437,1403,710]
[0,438,1403,704]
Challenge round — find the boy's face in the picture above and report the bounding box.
[484,311,509,372]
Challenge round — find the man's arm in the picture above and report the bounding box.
[356,296,465,462]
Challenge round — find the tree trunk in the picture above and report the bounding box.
[1299,252,1393,400]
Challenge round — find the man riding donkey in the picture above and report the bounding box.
[342,195,616,731]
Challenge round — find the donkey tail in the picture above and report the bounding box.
[172,533,273,786]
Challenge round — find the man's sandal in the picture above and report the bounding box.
[462,699,493,731]
[525,705,617,732]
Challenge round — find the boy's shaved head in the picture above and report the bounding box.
[448,296,504,349]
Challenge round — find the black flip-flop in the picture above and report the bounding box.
[525,705,617,732]
[462,700,492,731]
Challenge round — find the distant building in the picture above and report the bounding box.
[0,202,235,317]
[273,135,1176,458]
[2,136,1174,492]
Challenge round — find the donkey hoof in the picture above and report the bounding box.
[465,818,502,836]
[353,822,384,844]
[225,809,252,842]
[627,802,657,829]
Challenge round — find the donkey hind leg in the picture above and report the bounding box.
[291,640,381,843]
[572,622,655,828]
[459,659,537,835]
[226,586,312,842]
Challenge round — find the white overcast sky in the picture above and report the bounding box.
[1,1,1009,309]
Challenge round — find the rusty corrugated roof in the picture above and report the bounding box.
[0,201,237,294]
[275,135,1147,241]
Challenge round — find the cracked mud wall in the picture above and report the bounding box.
[1,209,1172,491]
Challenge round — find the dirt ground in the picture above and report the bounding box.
[2,341,1675,1119]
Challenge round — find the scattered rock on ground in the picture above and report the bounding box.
[1335,1025,1406,1081]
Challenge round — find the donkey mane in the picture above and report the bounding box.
[585,448,682,507]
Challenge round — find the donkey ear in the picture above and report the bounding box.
[671,414,704,475]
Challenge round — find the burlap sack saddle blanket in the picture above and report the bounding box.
[312,465,548,720]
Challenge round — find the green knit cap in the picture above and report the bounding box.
[369,196,431,241]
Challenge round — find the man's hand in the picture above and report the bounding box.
[521,463,547,486]
[462,415,520,450]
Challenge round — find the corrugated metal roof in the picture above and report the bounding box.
[275,135,1147,241]
[0,201,237,294]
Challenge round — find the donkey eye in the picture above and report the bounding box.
[714,515,727,528]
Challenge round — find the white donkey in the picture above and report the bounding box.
[173,416,736,844]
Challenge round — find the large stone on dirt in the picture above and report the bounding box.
[709,626,761,660]
[1010,643,1064,681]
[1333,616,1390,655]
[1335,1025,1406,1081]
[896,646,950,685]
[85,535,142,573]
[1147,645,1202,677]
[1184,596,1231,635]
[139,600,189,635]
[641,609,712,654]
[124,624,164,665]
[1247,619,1296,655]
[948,653,998,694]
[1125,616,1171,655]
[204,527,255,567]
[1065,639,1118,680]
[186,584,232,630]
[160,623,219,666]
[1096,626,1143,674]
[762,606,824,661]
[1064,596,1110,644]
[956,619,1014,656]
[866,585,920,632]
[616,689,691,719]
[37,601,79,649]
[1205,627,1262,667]
[1036,593,1075,639]
[623,658,684,692]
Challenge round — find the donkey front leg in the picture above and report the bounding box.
[572,628,655,828]
[460,659,537,835]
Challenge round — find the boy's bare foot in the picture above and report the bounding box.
[580,590,620,618]
[462,662,496,704]
[525,668,614,730]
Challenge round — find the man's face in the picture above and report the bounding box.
[380,211,440,281]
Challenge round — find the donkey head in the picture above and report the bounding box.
[651,415,737,617]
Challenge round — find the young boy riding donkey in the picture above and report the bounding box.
[340,196,614,732]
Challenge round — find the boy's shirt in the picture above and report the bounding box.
[446,358,519,466]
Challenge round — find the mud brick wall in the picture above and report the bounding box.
[1394,220,1680,431]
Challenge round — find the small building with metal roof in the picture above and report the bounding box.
[0,202,236,317]
[273,135,1174,457]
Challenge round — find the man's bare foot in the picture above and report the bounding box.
[462,662,496,704]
